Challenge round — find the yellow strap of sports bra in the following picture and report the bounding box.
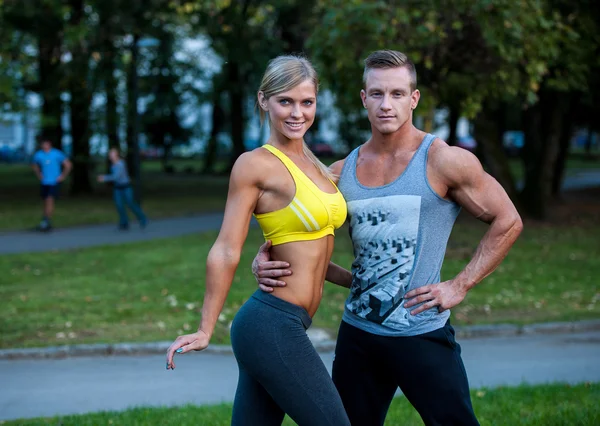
[262,144,310,184]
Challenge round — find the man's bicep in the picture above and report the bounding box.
[451,169,513,224]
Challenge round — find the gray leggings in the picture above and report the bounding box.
[230,290,350,426]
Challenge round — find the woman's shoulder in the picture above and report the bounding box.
[234,146,279,170]
[229,146,276,181]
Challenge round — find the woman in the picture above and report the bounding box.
[165,55,351,426]
[97,148,147,230]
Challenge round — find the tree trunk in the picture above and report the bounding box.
[521,90,564,219]
[203,86,225,174]
[551,99,575,196]
[38,24,63,149]
[126,33,141,202]
[102,33,119,149]
[68,0,92,194]
[472,109,519,204]
[228,61,246,170]
[447,104,460,146]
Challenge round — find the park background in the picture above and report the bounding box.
[0,0,599,425]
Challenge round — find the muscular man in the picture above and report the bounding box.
[254,50,523,426]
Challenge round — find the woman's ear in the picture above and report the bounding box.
[258,91,268,111]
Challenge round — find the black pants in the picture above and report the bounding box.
[332,320,479,426]
[230,290,350,426]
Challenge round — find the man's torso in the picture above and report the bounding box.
[337,133,460,336]
[34,149,65,185]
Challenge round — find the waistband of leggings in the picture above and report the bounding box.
[251,290,312,329]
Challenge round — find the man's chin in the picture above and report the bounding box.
[376,125,401,135]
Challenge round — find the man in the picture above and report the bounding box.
[31,138,72,231]
[253,50,523,425]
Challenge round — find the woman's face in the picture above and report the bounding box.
[260,79,317,141]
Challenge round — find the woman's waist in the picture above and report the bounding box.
[269,275,325,317]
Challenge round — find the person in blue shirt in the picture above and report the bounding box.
[97,148,147,230]
[31,138,72,231]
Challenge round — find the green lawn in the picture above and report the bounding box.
[1,217,598,349]
[3,383,598,425]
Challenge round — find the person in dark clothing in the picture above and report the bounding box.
[97,148,147,230]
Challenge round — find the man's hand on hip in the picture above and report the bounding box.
[251,240,292,292]
[404,280,468,315]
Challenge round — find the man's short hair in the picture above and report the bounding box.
[363,50,417,91]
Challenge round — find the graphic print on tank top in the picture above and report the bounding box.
[346,194,420,327]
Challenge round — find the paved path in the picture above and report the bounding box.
[1,171,599,255]
[1,330,599,421]
[0,214,258,255]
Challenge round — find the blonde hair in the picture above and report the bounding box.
[258,55,336,181]
[363,50,417,91]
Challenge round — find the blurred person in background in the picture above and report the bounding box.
[31,138,72,231]
[165,55,351,426]
[97,148,147,230]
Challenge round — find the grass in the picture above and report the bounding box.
[1,153,597,231]
[3,382,598,425]
[0,213,598,349]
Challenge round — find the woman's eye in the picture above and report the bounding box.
[303,100,313,106]
[279,99,290,105]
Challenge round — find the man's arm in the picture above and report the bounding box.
[404,146,523,315]
[58,158,72,182]
[31,163,42,181]
[325,262,352,288]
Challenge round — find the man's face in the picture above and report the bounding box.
[41,141,52,152]
[360,67,420,135]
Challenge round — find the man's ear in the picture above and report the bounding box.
[411,89,421,110]
[360,89,367,108]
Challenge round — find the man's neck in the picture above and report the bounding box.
[368,122,423,154]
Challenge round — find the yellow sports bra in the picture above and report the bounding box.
[254,144,347,245]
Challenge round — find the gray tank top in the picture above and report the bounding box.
[338,133,461,336]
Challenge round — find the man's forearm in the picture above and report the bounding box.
[325,261,352,288]
[455,212,523,291]
[32,165,41,180]
[60,161,73,179]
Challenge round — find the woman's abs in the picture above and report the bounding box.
[268,235,335,316]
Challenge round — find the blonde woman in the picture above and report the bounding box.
[165,56,351,426]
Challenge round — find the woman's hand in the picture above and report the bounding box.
[165,329,210,370]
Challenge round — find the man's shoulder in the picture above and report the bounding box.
[50,148,66,158]
[428,139,483,185]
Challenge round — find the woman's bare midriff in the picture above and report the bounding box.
[268,235,335,317]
